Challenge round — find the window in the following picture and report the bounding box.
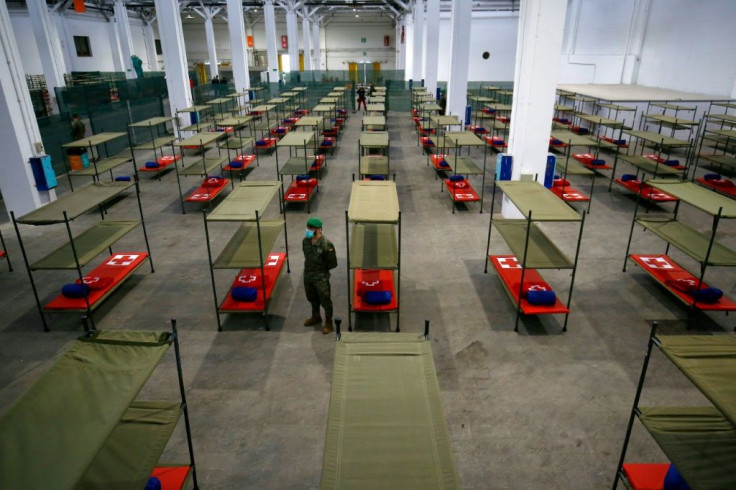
[155,39,162,56]
[73,36,92,57]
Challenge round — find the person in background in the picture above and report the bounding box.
[439,90,447,116]
[211,75,221,84]
[302,217,338,335]
[70,113,86,141]
[368,82,376,97]
[357,85,367,112]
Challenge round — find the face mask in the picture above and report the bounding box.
[305,229,315,238]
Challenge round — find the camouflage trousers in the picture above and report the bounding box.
[304,274,332,319]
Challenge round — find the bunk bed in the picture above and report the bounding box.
[622,129,693,174]
[345,181,401,331]
[129,117,177,182]
[0,324,199,490]
[204,181,289,330]
[359,131,390,179]
[275,131,320,211]
[484,180,585,332]
[11,181,153,331]
[624,179,736,316]
[362,115,387,132]
[443,131,489,213]
[321,325,459,490]
[176,105,214,134]
[62,132,131,191]
[613,323,736,490]
[218,115,257,181]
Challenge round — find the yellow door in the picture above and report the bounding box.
[299,53,304,71]
[278,54,283,73]
[348,62,358,84]
[373,61,381,79]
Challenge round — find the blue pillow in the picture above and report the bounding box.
[440,161,450,167]
[145,477,162,490]
[114,175,131,181]
[449,175,464,182]
[558,118,569,124]
[621,174,637,182]
[61,283,90,298]
[321,140,333,146]
[474,127,487,132]
[364,290,392,305]
[231,286,258,302]
[256,140,267,146]
[592,159,606,166]
[663,464,690,490]
[145,161,159,169]
[551,139,564,145]
[704,173,721,181]
[296,174,310,181]
[692,287,723,304]
[576,128,589,135]
[526,290,556,305]
[613,139,627,145]
[229,161,243,169]
[370,175,386,180]
[664,159,680,166]
[425,139,434,145]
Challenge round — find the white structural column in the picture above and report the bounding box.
[424,0,439,95]
[113,1,136,78]
[48,7,70,76]
[0,1,54,217]
[403,13,413,81]
[153,0,192,128]
[108,18,126,73]
[411,0,424,82]
[26,0,66,112]
[311,21,320,69]
[285,6,299,72]
[194,6,221,78]
[302,14,311,71]
[621,0,652,84]
[143,19,160,71]
[505,0,567,189]
[263,0,279,83]
[395,17,405,71]
[226,0,250,93]
[445,0,471,119]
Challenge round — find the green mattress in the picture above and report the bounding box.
[497,181,582,221]
[492,220,574,269]
[349,223,398,269]
[18,182,134,224]
[181,157,227,176]
[212,220,284,269]
[348,181,399,223]
[70,157,131,176]
[618,155,681,175]
[208,181,280,221]
[646,180,736,217]
[320,333,459,490]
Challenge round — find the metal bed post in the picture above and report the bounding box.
[563,210,586,333]
[173,140,186,214]
[690,208,722,323]
[62,210,95,329]
[202,210,221,331]
[135,181,155,273]
[622,183,645,272]
[514,210,533,333]
[665,198,683,258]
[170,319,200,490]
[345,210,353,332]
[255,210,269,331]
[11,211,47,331]
[396,211,401,333]
[480,139,488,213]
[483,175,500,273]
[282,202,290,273]
[612,321,659,490]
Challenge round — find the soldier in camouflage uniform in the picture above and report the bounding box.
[302,217,338,334]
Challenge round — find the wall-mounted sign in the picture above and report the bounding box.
[247,35,254,48]
[361,38,366,43]
[384,35,390,47]
[73,0,86,12]
[281,36,288,49]
[400,26,405,44]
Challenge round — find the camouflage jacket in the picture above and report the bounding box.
[303,235,337,278]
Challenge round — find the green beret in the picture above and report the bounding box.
[306,217,322,228]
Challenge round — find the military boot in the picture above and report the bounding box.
[304,309,322,327]
[322,317,333,335]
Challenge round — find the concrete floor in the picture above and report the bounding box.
[0,105,734,489]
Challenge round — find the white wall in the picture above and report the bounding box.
[437,12,518,82]
[8,11,42,75]
[636,0,736,96]
[322,20,395,71]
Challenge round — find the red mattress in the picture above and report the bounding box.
[490,255,570,315]
[151,466,191,490]
[549,137,568,148]
[140,157,177,173]
[444,179,480,202]
[185,177,230,202]
[696,177,736,198]
[573,153,611,170]
[419,136,435,148]
[598,135,628,148]
[311,155,326,171]
[224,154,256,171]
[45,253,149,311]
[219,253,287,312]
[644,154,685,170]
[483,136,507,148]
[622,463,669,490]
[466,125,489,135]
[320,137,336,150]
[615,179,677,202]
[353,269,398,312]
[284,178,318,202]
[549,180,590,202]
[629,254,736,311]
[255,138,278,150]
[419,126,436,136]
[322,127,340,138]
[430,154,452,171]
[270,126,290,136]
